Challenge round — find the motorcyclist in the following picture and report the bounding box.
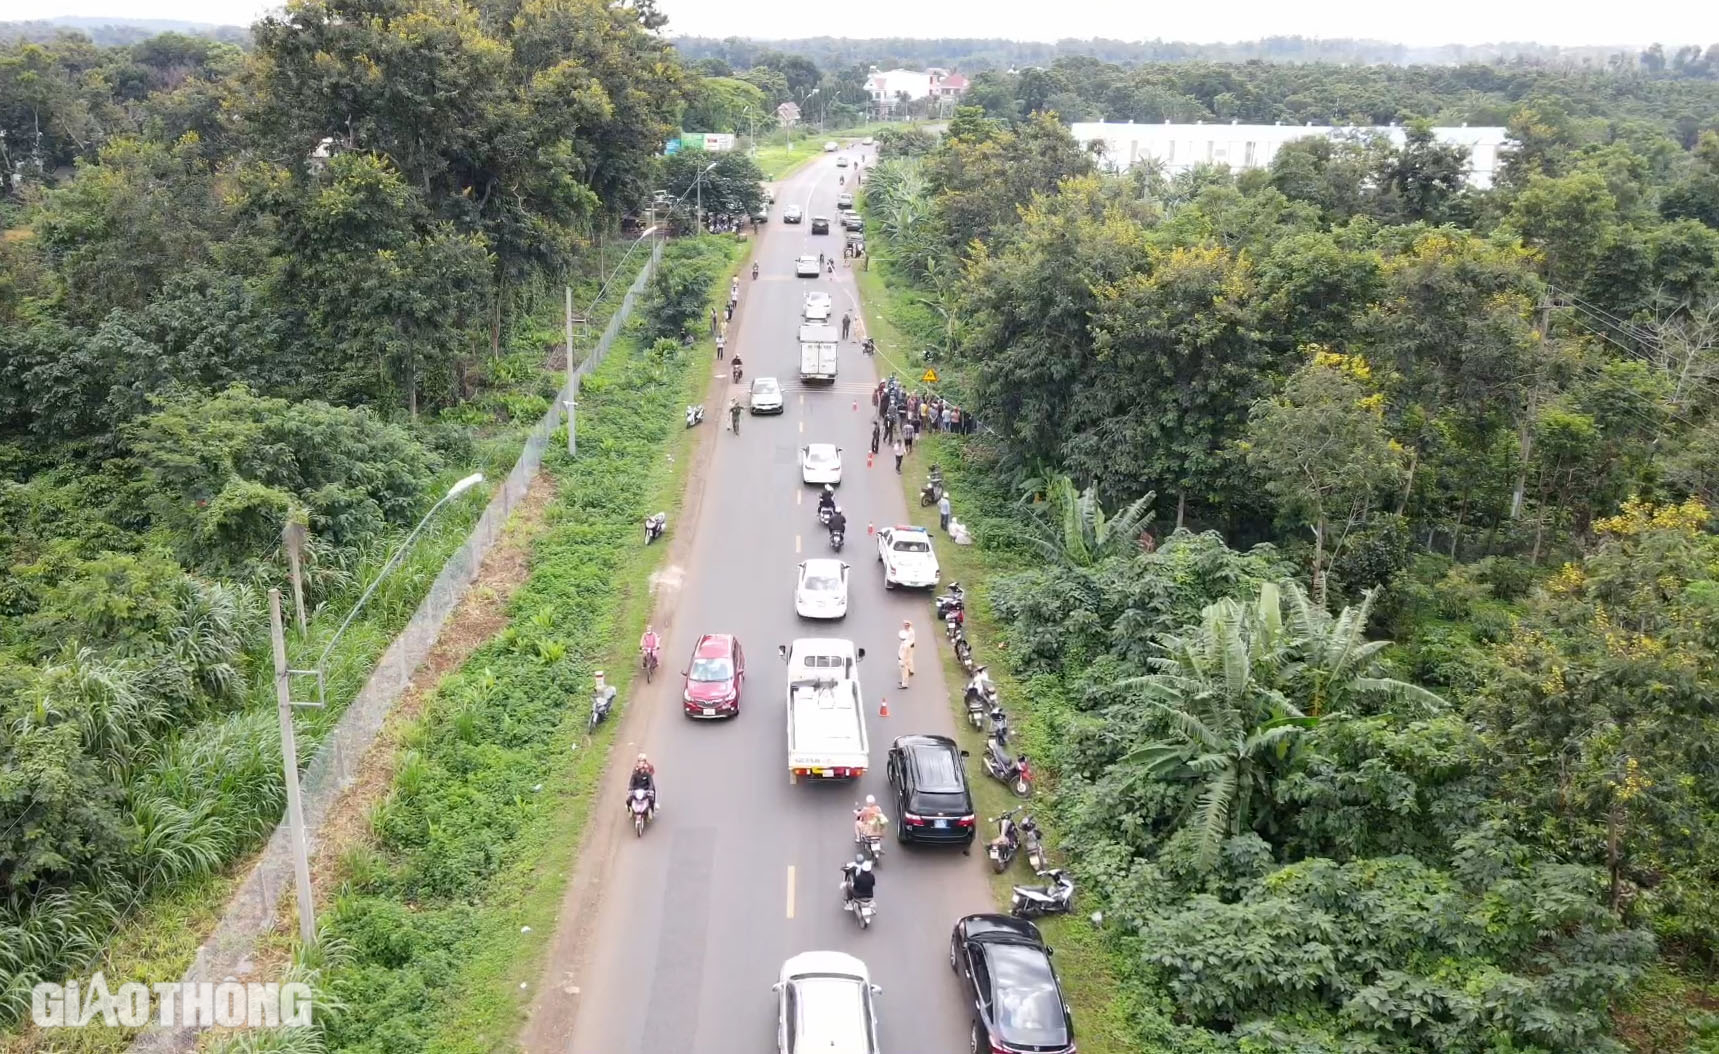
[628,753,657,811]
[752,261,759,280]
[817,484,837,517]
[841,858,877,903]
[640,625,661,661]
[731,355,743,381]
[854,795,888,840]
[828,505,848,541]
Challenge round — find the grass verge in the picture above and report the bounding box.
[753,123,889,180]
[858,237,1162,1054]
[305,237,742,1053]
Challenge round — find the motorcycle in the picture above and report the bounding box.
[589,671,617,734]
[641,645,660,683]
[685,404,704,428]
[1010,868,1075,919]
[983,736,1034,797]
[853,806,885,864]
[752,262,759,280]
[986,808,1024,874]
[954,636,976,674]
[841,868,877,930]
[987,704,1011,743]
[829,527,846,552]
[934,582,966,621]
[862,337,876,356]
[964,670,998,730]
[817,504,834,528]
[629,788,654,837]
[944,607,966,641]
[1020,814,1046,872]
[643,512,667,545]
[919,474,944,507]
[732,360,743,383]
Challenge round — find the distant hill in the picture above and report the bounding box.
[671,35,1645,72]
[0,15,247,45]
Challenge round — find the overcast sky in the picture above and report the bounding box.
[7,0,1717,49]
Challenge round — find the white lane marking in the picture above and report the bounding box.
[786,865,797,919]
[795,535,802,554]
[799,419,805,434]
[796,488,803,506]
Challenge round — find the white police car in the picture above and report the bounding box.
[876,525,939,589]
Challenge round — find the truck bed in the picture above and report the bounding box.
[786,680,869,778]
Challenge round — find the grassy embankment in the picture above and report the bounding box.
[753,122,890,180]
[298,236,744,1053]
[853,229,1153,1054]
[0,238,668,1054]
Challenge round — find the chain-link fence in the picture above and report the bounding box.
[128,239,663,1054]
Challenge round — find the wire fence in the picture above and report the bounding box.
[127,239,663,1054]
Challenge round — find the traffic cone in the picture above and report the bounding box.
[879,697,890,718]
[852,400,858,412]
[867,451,874,469]
[867,522,875,535]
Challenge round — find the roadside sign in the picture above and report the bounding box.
[921,368,939,383]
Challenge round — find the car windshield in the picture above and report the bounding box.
[989,946,1067,1047]
[753,381,778,395]
[804,573,841,593]
[808,448,837,465]
[911,747,964,793]
[688,656,733,682]
[891,537,931,553]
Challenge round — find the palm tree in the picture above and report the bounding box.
[1020,474,1155,569]
[1117,589,1315,869]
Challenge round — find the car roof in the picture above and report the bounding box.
[896,735,966,793]
[802,558,845,577]
[782,949,869,982]
[957,913,1045,944]
[694,633,734,658]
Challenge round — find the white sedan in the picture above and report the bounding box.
[795,559,850,619]
[750,377,784,414]
[800,444,843,485]
[803,291,832,321]
[877,525,940,589]
[774,951,881,1054]
[795,255,820,277]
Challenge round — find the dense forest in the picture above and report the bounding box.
[674,34,1719,77]
[862,51,1719,1052]
[0,0,703,1027]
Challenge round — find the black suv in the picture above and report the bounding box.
[886,734,975,848]
[810,215,831,234]
[950,915,1075,1054]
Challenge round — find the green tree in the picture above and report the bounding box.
[1243,353,1406,604]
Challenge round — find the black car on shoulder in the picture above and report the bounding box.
[810,215,831,234]
[949,915,1075,1054]
[886,734,975,848]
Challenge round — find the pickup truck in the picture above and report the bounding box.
[780,638,869,779]
[799,323,839,383]
[877,525,940,589]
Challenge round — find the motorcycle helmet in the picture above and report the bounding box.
[823,484,834,496]
[860,860,873,872]
[865,794,876,805]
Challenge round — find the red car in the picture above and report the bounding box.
[682,633,745,718]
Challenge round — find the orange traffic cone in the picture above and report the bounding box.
[867,522,875,535]
[879,697,890,718]
[867,451,874,469]
[852,400,858,412]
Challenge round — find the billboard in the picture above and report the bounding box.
[677,133,737,153]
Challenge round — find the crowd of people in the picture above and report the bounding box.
[870,376,977,461]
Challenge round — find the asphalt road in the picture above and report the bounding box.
[550,150,993,1052]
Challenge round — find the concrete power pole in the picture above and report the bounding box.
[268,589,317,946]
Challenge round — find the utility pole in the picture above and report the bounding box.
[269,589,317,947]
[695,171,703,234]
[565,284,579,457]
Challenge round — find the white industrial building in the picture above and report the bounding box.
[1070,121,1512,188]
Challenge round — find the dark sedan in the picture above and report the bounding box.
[949,915,1075,1054]
[810,215,830,234]
[886,734,975,848]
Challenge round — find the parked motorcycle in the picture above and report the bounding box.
[986,807,1024,874]
[1020,814,1046,872]
[964,669,998,730]
[919,472,944,507]
[934,582,966,621]
[643,512,667,545]
[1010,868,1075,919]
[589,671,617,734]
[944,607,966,641]
[987,704,1011,743]
[954,636,976,674]
[685,404,704,428]
[630,788,654,837]
[983,735,1033,797]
